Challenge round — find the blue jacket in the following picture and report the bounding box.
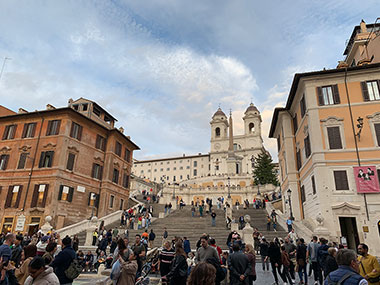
[324,265,364,285]
[51,245,76,284]
[184,240,191,253]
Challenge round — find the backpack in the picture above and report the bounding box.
[327,271,356,285]
[65,259,83,280]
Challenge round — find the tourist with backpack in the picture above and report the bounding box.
[51,236,80,284]
[324,249,368,285]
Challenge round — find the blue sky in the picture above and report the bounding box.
[0,1,378,160]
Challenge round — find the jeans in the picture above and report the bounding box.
[261,255,269,270]
[311,261,323,284]
[212,218,216,226]
[271,262,286,284]
[282,266,293,284]
[192,211,194,217]
[298,263,307,283]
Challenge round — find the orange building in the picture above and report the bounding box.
[269,21,380,255]
[0,98,139,234]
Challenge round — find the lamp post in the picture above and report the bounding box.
[257,184,261,196]
[172,177,176,199]
[227,177,231,199]
[287,189,294,220]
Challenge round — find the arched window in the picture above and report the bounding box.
[249,122,254,133]
[233,143,242,151]
[215,127,220,137]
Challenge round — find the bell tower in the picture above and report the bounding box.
[243,103,262,137]
[210,108,228,145]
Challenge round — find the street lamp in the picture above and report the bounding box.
[257,184,261,196]
[287,189,294,220]
[172,177,176,199]
[227,177,231,198]
[355,116,364,141]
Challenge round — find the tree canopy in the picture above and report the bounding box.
[252,151,279,186]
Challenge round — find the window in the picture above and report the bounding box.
[22,123,36,138]
[66,153,75,171]
[180,166,183,170]
[327,126,343,149]
[374,123,380,146]
[154,169,157,172]
[2,124,17,140]
[186,166,190,169]
[115,141,122,156]
[70,122,82,140]
[31,184,49,208]
[249,123,254,133]
[361,81,380,101]
[160,168,163,171]
[173,167,176,170]
[293,115,298,135]
[311,176,316,195]
[58,185,74,202]
[334,170,349,190]
[73,104,79,111]
[38,151,54,168]
[300,185,306,203]
[296,150,301,171]
[82,103,88,111]
[194,161,197,167]
[304,135,311,158]
[300,96,306,118]
[91,163,103,179]
[88,192,99,207]
[122,173,129,188]
[166,168,170,171]
[277,136,281,151]
[17,153,29,169]
[193,169,197,176]
[215,127,220,137]
[317,85,340,106]
[120,199,124,210]
[0,154,9,170]
[109,195,114,208]
[112,168,119,184]
[5,185,23,208]
[124,148,131,162]
[95,135,106,151]
[180,175,183,180]
[46,120,61,136]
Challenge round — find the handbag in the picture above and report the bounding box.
[360,262,380,283]
[110,260,121,281]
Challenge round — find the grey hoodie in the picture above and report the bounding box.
[24,267,59,285]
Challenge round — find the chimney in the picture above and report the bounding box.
[360,19,367,33]
[46,104,55,110]
[68,98,73,106]
[119,127,124,133]
[18,108,28,114]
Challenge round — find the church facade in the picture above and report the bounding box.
[132,103,267,185]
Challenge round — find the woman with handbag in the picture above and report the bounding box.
[164,241,188,285]
[296,238,308,285]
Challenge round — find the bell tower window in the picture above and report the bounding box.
[249,122,254,133]
[215,127,221,137]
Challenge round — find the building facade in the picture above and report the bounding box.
[0,98,139,234]
[269,21,380,255]
[133,103,265,184]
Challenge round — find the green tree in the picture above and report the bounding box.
[252,151,279,186]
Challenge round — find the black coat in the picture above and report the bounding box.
[324,254,338,278]
[166,254,188,285]
[51,245,76,284]
[228,251,250,285]
[268,245,282,264]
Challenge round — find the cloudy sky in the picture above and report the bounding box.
[0,1,378,160]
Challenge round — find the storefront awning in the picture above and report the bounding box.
[28,223,39,226]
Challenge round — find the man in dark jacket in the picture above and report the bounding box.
[228,243,250,285]
[11,234,23,267]
[51,236,77,284]
[324,249,366,285]
[317,238,329,277]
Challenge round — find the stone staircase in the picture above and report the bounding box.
[232,207,288,241]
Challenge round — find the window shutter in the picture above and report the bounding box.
[95,194,100,208]
[22,124,28,138]
[31,123,36,137]
[41,184,49,207]
[58,185,63,200]
[46,121,52,136]
[332,85,340,104]
[67,153,75,171]
[68,187,74,202]
[293,115,298,135]
[70,122,75,137]
[47,151,54,167]
[77,125,82,141]
[374,124,380,147]
[3,154,9,170]
[327,127,342,149]
[91,164,96,178]
[296,150,302,170]
[39,152,45,168]
[102,138,107,151]
[99,165,103,180]
[361,82,370,101]
[334,171,349,190]
[300,96,306,118]
[88,192,92,206]
[2,126,9,140]
[304,136,311,158]
[300,185,306,203]
[31,184,39,207]
[377,169,380,186]
[5,186,13,208]
[317,87,324,106]
[311,176,316,195]
[55,120,61,135]
[96,135,100,149]
[15,185,23,208]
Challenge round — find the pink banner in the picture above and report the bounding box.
[354,166,380,193]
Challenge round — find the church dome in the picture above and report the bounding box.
[212,108,226,119]
[245,103,259,114]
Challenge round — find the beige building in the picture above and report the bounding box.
[133,103,265,184]
[269,20,380,255]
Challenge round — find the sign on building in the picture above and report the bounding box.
[353,166,380,193]
[15,214,26,232]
